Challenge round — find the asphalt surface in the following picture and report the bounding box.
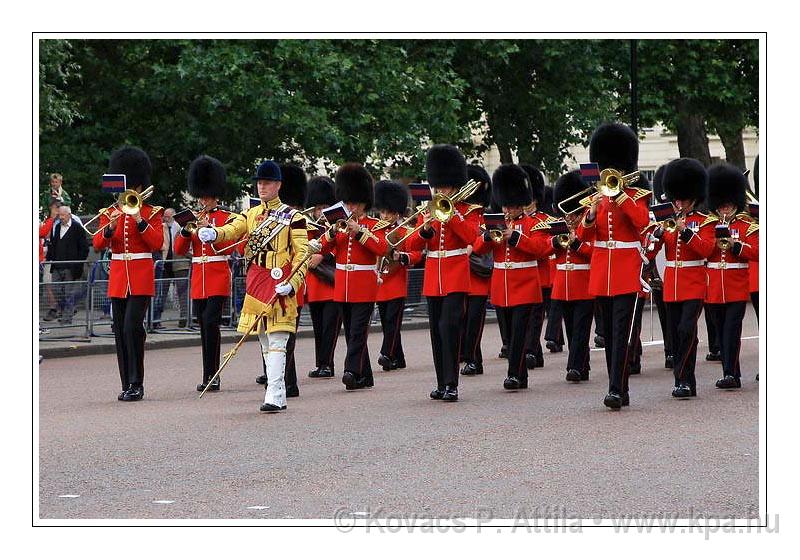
[38,308,760,520]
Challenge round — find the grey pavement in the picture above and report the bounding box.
[38,306,760,520]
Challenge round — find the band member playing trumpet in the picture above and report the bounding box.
[92,146,164,402]
[576,123,651,410]
[304,176,342,379]
[473,164,551,391]
[459,165,493,377]
[551,170,594,383]
[319,164,389,391]
[704,163,759,390]
[373,180,421,371]
[174,155,244,393]
[198,160,309,413]
[407,145,482,402]
[645,158,716,398]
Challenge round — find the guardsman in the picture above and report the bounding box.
[551,170,594,383]
[542,183,567,353]
[520,164,555,370]
[649,164,674,369]
[750,155,760,320]
[92,146,164,402]
[704,163,759,390]
[319,163,388,391]
[473,164,550,390]
[646,158,715,398]
[373,180,422,371]
[304,176,341,379]
[576,123,651,410]
[198,160,309,413]
[174,155,244,393]
[407,145,481,402]
[459,164,493,376]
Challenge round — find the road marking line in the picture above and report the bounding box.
[152,500,175,504]
[247,506,271,510]
[58,495,80,498]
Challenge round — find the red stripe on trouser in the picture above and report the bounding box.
[676,303,704,383]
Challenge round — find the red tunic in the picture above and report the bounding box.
[305,254,335,303]
[551,239,593,301]
[472,213,550,307]
[373,222,424,302]
[705,215,759,304]
[173,208,241,300]
[645,211,717,302]
[406,201,482,297]
[466,207,491,297]
[39,217,54,263]
[319,215,389,303]
[576,185,651,297]
[92,203,164,297]
[529,211,553,288]
[749,259,759,293]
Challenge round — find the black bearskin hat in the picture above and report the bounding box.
[663,158,707,203]
[108,146,152,189]
[554,170,589,214]
[520,164,545,205]
[426,144,467,188]
[652,164,667,202]
[492,164,532,207]
[753,155,759,197]
[188,155,226,198]
[543,185,555,215]
[589,123,639,173]
[465,164,492,207]
[335,163,374,208]
[305,176,336,207]
[707,163,747,212]
[374,180,410,214]
[278,164,308,208]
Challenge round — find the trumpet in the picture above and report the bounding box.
[184,206,211,234]
[556,168,640,216]
[716,210,735,251]
[83,185,155,235]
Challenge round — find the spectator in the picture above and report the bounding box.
[44,205,89,324]
[40,200,61,318]
[152,208,190,328]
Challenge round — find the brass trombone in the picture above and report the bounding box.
[82,185,156,236]
[184,205,212,234]
[556,168,641,216]
[715,209,735,250]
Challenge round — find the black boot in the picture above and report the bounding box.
[259,402,286,413]
[534,353,544,368]
[378,353,394,371]
[121,385,144,402]
[565,369,581,383]
[430,387,445,400]
[503,376,521,390]
[546,340,563,353]
[256,374,267,385]
[580,371,590,381]
[307,367,322,378]
[286,385,300,398]
[672,384,693,399]
[594,335,605,348]
[442,386,459,401]
[498,346,508,359]
[118,385,130,401]
[706,351,722,362]
[525,353,537,369]
[603,392,622,410]
[665,355,674,369]
[460,362,479,376]
[621,392,630,407]
[393,358,406,370]
[715,375,741,389]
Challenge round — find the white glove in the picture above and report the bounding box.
[274,283,293,297]
[198,227,217,243]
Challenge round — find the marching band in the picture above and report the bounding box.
[92,123,760,413]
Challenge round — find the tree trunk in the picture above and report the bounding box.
[675,112,712,167]
[717,126,747,171]
[497,143,514,165]
[516,138,536,167]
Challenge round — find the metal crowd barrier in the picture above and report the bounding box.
[38,260,92,341]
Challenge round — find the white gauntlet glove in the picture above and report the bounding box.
[198,227,217,243]
[274,283,293,297]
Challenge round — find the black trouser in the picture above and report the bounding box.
[666,299,704,389]
[377,297,406,362]
[544,296,565,346]
[309,300,342,371]
[194,296,225,382]
[502,304,533,380]
[427,293,467,389]
[751,291,759,320]
[652,288,672,358]
[626,296,646,372]
[597,293,638,395]
[561,299,594,374]
[496,304,510,350]
[594,301,605,337]
[706,302,747,379]
[341,301,375,382]
[460,295,487,365]
[111,296,150,390]
[704,304,721,354]
[526,287,552,358]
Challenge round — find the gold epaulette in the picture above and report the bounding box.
[746,222,759,236]
[530,220,552,232]
[463,203,483,215]
[150,205,164,216]
[371,219,392,232]
[736,212,754,223]
[631,188,651,201]
[699,214,718,228]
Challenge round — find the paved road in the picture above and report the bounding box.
[38,309,759,520]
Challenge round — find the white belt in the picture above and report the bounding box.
[192,255,229,264]
[707,262,749,270]
[556,263,590,271]
[111,252,152,261]
[665,260,705,268]
[427,248,469,258]
[594,240,642,249]
[493,260,538,270]
[336,263,377,272]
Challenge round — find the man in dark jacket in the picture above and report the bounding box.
[45,205,89,323]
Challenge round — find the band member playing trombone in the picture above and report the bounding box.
[319,163,388,391]
[373,180,421,371]
[174,155,244,393]
[407,145,481,402]
[473,164,551,391]
[551,170,594,383]
[645,158,715,398]
[304,176,342,379]
[91,146,164,402]
[704,163,759,391]
[198,160,309,413]
[576,123,651,410]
